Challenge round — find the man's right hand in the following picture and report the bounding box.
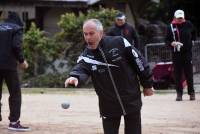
[171,41,177,47]
[65,77,79,88]
[19,60,29,69]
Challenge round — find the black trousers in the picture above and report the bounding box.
[173,59,194,95]
[102,110,141,134]
[0,70,21,122]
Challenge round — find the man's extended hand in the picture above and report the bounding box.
[143,87,154,96]
[19,60,29,69]
[64,77,78,88]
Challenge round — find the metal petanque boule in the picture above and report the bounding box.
[61,101,70,109]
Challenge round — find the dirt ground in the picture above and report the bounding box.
[0,89,200,134]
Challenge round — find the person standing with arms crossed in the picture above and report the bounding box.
[165,9,196,101]
[0,11,31,131]
[65,19,154,134]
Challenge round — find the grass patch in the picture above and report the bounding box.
[154,89,176,95]
[3,87,95,94]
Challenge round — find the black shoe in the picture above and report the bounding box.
[176,94,182,101]
[8,120,31,132]
[0,115,2,121]
[190,93,195,101]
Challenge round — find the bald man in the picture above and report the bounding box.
[65,19,154,134]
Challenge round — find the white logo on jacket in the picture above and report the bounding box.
[77,56,119,68]
[92,65,97,71]
[109,48,119,57]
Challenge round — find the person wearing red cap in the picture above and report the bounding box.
[165,9,196,101]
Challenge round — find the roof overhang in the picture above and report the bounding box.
[39,0,100,5]
[0,0,100,8]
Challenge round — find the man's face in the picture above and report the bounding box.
[175,17,184,23]
[115,18,125,26]
[83,22,103,49]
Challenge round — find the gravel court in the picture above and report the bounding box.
[0,89,200,134]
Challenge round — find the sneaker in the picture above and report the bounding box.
[190,93,195,101]
[8,120,31,132]
[176,94,182,101]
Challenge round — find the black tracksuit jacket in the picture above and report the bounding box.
[0,22,24,71]
[69,36,153,117]
[106,23,139,49]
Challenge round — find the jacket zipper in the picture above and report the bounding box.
[98,46,127,115]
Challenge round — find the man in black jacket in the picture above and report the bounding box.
[0,11,30,131]
[65,19,154,134]
[106,12,140,49]
[165,9,196,101]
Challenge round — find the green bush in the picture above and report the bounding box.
[22,73,68,88]
[23,23,65,78]
[22,72,93,88]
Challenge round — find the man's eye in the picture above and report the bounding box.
[89,33,94,36]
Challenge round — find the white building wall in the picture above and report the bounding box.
[43,7,69,35]
[0,5,35,19]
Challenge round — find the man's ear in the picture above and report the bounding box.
[100,31,104,37]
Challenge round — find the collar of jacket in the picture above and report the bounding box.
[171,18,186,25]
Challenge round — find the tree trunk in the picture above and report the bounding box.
[33,54,38,76]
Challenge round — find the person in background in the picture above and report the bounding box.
[165,9,196,101]
[106,12,140,49]
[65,19,154,134]
[0,11,31,131]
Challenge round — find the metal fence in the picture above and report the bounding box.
[144,41,200,84]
